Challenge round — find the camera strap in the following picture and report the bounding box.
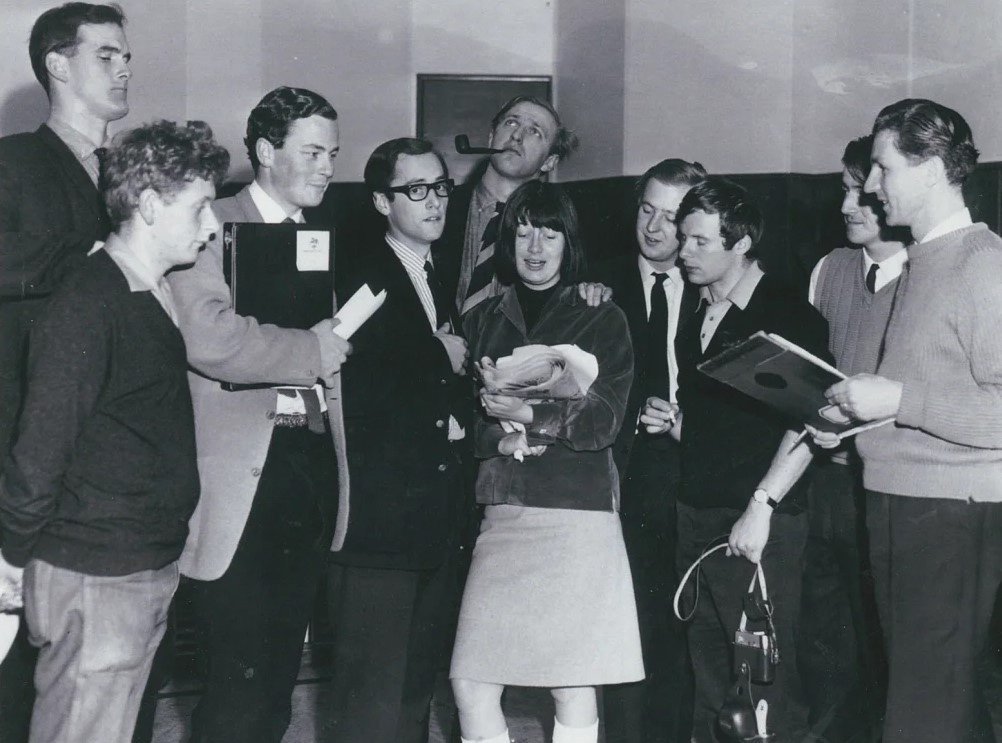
[673,541,728,621]
[738,562,768,631]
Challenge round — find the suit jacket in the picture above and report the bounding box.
[675,271,829,513]
[0,124,109,299]
[434,180,475,311]
[332,234,470,570]
[167,186,349,581]
[593,254,699,473]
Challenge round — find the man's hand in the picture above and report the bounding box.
[434,323,469,375]
[498,431,547,458]
[640,396,679,434]
[825,373,902,422]
[311,318,353,387]
[481,392,533,425]
[577,282,613,307]
[0,552,24,613]
[804,424,841,450]
[727,500,772,564]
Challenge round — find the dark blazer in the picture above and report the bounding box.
[333,235,470,569]
[675,271,830,513]
[434,180,475,310]
[0,125,110,299]
[593,254,699,472]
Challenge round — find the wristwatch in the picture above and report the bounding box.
[752,488,779,509]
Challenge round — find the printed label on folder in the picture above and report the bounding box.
[296,231,330,271]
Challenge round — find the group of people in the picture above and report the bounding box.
[1,4,1002,743]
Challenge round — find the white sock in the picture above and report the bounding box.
[552,717,598,743]
[461,730,510,743]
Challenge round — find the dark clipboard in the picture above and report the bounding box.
[222,221,334,391]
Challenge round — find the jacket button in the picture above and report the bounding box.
[435,419,445,429]
[440,378,448,385]
[251,467,262,477]
[266,411,275,420]
[437,463,448,472]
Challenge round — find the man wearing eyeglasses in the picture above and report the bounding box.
[325,137,470,743]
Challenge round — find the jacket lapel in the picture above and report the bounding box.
[36,124,109,233]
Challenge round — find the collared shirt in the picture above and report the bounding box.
[920,207,973,244]
[102,234,179,326]
[246,180,320,414]
[47,117,103,186]
[638,255,684,402]
[248,180,304,224]
[698,261,765,352]
[385,234,465,441]
[456,179,505,308]
[808,247,908,305]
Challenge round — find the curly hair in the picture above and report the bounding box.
[99,119,230,228]
[676,177,764,259]
[490,95,579,162]
[244,86,338,173]
[873,98,979,186]
[29,3,126,95]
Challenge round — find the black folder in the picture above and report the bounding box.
[222,221,334,329]
[222,222,334,391]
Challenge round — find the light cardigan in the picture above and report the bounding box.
[857,223,1002,500]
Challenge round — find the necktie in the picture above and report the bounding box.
[462,200,505,314]
[425,259,451,328]
[865,263,878,293]
[282,216,297,224]
[645,272,670,399]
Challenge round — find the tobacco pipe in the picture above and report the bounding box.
[454,134,504,155]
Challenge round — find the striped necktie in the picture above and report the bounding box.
[461,200,505,314]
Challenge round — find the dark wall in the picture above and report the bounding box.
[221,161,1002,298]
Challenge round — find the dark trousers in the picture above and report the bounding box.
[677,502,809,743]
[605,436,693,743]
[326,558,456,743]
[866,491,1002,743]
[798,459,885,741]
[189,425,337,743]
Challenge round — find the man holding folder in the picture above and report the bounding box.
[167,86,350,743]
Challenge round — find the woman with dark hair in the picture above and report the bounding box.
[450,181,643,743]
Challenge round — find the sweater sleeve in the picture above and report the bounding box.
[0,287,108,566]
[896,248,1002,448]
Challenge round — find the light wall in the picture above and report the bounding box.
[1,1,999,180]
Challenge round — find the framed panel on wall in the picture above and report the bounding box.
[417,74,552,186]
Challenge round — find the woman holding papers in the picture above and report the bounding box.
[450,182,643,743]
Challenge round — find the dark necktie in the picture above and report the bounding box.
[865,263,879,293]
[282,216,297,224]
[462,200,505,314]
[645,272,670,398]
[424,259,451,329]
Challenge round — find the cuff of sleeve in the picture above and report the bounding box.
[527,401,563,443]
[895,379,927,428]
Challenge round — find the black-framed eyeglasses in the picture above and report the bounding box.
[384,178,454,202]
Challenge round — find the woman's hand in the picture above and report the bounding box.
[498,431,547,459]
[481,392,533,425]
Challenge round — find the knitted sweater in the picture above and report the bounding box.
[856,224,1002,500]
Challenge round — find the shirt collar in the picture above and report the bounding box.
[101,233,164,293]
[862,246,908,281]
[698,261,764,310]
[385,233,431,274]
[920,207,973,244]
[46,117,103,161]
[473,179,504,214]
[637,254,681,284]
[248,180,304,224]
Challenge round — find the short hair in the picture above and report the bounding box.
[99,120,230,229]
[29,2,126,95]
[841,135,873,185]
[490,95,579,162]
[872,98,979,185]
[495,181,585,286]
[244,86,338,174]
[676,177,764,258]
[635,158,708,203]
[363,137,448,200]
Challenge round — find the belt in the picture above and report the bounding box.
[273,411,329,431]
[275,387,326,434]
